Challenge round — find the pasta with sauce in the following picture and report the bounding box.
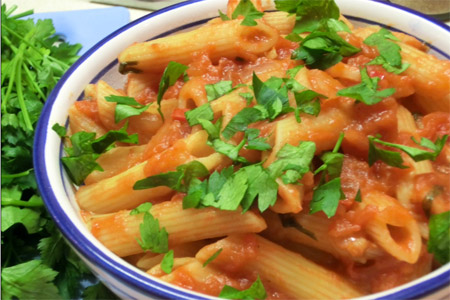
[57,0,450,299]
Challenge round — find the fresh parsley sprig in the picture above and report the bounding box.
[231,0,264,26]
[53,122,139,185]
[337,67,395,105]
[364,28,409,74]
[105,95,150,123]
[157,61,189,120]
[368,135,448,168]
[310,132,346,218]
[1,5,116,299]
[428,211,450,265]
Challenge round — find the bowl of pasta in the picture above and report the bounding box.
[34,0,450,299]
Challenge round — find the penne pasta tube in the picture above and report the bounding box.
[195,234,363,299]
[270,179,303,214]
[357,191,422,264]
[87,199,267,257]
[118,19,279,73]
[77,131,224,213]
[68,105,107,137]
[84,145,146,185]
[262,210,382,263]
[95,80,125,130]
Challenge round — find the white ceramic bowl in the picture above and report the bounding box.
[34,0,450,299]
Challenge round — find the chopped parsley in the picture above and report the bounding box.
[185,103,214,126]
[205,81,234,101]
[292,30,360,70]
[219,276,267,300]
[364,28,409,74]
[133,160,210,192]
[310,132,345,218]
[231,0,264,26]
[54,122,139,185]
[202,248,223,267]
[368,135,448,168]
[274,0,340,34]
[130,202,153,215]
[157,61,189,120]
[337,67,395,105]
[105,95,150,123]
[137,211,169,253]
[268,141,316,184]
[428,211,450,265]
[160,250,174,274]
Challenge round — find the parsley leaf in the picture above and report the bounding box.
[1,260,60,300]
[185,103,214,126]
[355,189,362,202]
[1,206,42,234]
[137,211,169,253]
[221,106,268,140]
[364,28,402,68]
[231,0,264,26]
[216,170,249,210]
[253,74,290,120]
[368,135,448,168]
[310,177,345,217]
[57,122,139,185]
[275,0,340,34]
[157,61,188,119]
[219,10,231,21]
[161,250,174,274]
[368,136,407,168]
[268,141,316,184]
[203,248,223,267]
[428,211,450,265]
[241,164,278,212]
[293,89,323,122]
[286,65,304,78]
[210,138,249,163]
[326,18,351,33]
[310,132,345,217]
[219,276,267,300]
[205,81,234,101]
[130,202,153,215]
[52,123,67,137]
[337,67,395,105]
[367,56,410,75]
[105,95,150,123]
[245,128,271,151]
[133,161,210,192]
[292,31,360,70]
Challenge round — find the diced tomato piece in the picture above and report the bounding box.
[171,107,189,121]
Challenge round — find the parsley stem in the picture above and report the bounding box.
[10,9,34,19]
[332,132,345,153]
[23,64,46,100]
[1,23,70,70]
[1,169,32,179]
[1,198,44,207]
[1,45,19,113]
[4,5,18,17]
[16,55,34,131]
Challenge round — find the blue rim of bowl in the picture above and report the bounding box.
[34,0,450,299]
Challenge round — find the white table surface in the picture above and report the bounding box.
[2,0,149,21]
